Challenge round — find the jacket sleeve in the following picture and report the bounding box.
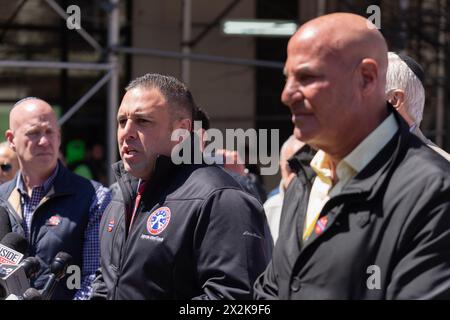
[192,188,273,300]
[90,201,114,300]
[387,176,450,299]
[253,260,279,299]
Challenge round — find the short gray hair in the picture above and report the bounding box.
[386,52,425,126]
[126,73,196,121]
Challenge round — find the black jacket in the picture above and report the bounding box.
[254,110,450,299]
[92,157,272,300]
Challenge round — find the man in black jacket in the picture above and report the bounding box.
[91,73,272,300]
[254,13,450,299]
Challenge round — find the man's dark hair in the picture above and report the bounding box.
[194,107,210,130]
[126,73,196,121]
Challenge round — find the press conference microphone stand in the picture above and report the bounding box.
[40,252,72,300]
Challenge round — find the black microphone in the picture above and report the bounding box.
[20,257,40,279]
[1,232,28,255]
[40,252,72,300]
[0,207,12,241]
[0,256,41,299]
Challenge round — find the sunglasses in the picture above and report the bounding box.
[0,163,12,172]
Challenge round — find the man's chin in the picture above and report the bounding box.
[122,162,149,179]
[294,127,310,143]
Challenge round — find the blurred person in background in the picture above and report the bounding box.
[195,107,266,203]
[386,52,450,161]
[263,135,305,243]
[0,141,19,184]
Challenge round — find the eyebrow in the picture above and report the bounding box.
[283,64,317,77]
[117,111,154,120]
[294,65,316,74]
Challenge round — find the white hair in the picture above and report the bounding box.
[386,52,425,126]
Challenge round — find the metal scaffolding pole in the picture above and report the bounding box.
[317,0,327,15]
[181,0,192,85]
[436,0,446,146]
[58,71,113,125]
[44,0,103,53]
[115,46,284,69]
[0,60,111,70]
[107,0,120,185]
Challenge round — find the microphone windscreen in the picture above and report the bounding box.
[21,256,41,278]
[0,207,12,241]
[0,232,28,254]
[51,251,72,278]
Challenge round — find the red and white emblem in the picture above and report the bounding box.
[47,215,61,226]
[315,216,328,235]
[147,207,171,236]
[107,219,115,232]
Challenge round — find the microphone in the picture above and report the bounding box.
[0,207,12,241]
[5,288,43,300]
[40,252,72,300]
[0,256,41,299]
[0,232,28,265]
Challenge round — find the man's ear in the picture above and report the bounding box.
[178,118,192,132]
[387,89,405,108]
[359,58,378,95]
[171,118,192,144]
[5,129,15,151]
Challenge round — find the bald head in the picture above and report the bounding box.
[10,98,57,132]
[282,13,390,161]
[291,13,388,89]
[6,97,61,185]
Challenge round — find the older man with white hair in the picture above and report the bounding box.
[386,52,450,161]
[264,135,305,243]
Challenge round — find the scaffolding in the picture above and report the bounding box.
[0,0,448,184]
[0,0,284,184]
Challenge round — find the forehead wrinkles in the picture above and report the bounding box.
[25,114,55,127]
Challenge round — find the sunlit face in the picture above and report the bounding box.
[281,31,359,151]
[117,87,184,179]
[7,102,61,175]
[0,146,19,184]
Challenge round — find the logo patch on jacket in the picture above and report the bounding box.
[46,215,61,226]
[107,219,115,232]
[315,216,328,235]
[147,207,171,235]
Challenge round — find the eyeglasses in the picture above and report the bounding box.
[0,163,12,172]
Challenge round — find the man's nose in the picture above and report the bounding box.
[38,134,50,147]
[121,120,137,140]
[281,78,302,107]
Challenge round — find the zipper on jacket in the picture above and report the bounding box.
[113,180,148,299]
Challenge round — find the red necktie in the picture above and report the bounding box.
[128,181,146,232]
